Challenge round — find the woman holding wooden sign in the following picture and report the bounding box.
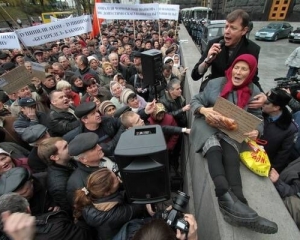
[190,54,277,234]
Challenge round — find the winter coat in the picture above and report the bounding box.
[285,47,300,68]
[82,191,146,240]
[190,77,263,153]
[274,157,300,198]
[66,162,99,204]
[191,36,261,88]
[261,108,298,173]
[159,91,188,127]
[48,105,80,137]
[63,117,125,157]
[47,161,77,215]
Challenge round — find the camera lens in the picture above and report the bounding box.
[172,191,190,212]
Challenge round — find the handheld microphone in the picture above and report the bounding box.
[208,39,225,61]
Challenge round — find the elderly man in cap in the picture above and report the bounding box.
[63,102,124,157]
[261,88,298,173]
[10,79,50,117]
[0,167,57,216]
[13,97,49,140]
[0,193,95,239]
[48,90,80,137]
[40,73,57,95]
[66,132,110,204]
[34,50,47,65]
[38,137,77,215]
[22,124,50,173]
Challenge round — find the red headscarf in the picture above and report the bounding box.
[220,54,258,109]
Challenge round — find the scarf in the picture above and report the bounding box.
[220,54,257,109]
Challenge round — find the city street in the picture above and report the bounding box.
[250,21,300,91]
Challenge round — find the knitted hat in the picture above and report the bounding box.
[120,88,136,104]
[99,100,115,115]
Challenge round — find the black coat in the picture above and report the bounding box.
[261,108,298,173]
[48,106,80,137]
[82,192,146,240]
[47,161,77,215]
[35,211,94,240]
[159,91,188,127]
[63,117,125,157]
[274,158,300,198]
[66,162,99,204]
[13,111,49,139]
[191,36,261,90]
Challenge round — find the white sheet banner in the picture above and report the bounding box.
[0,32,21,49]
[16,15,92,47]
[96,3,159,20]
[159,4,179,20]
[50,14,73,22]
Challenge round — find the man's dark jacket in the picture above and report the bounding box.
[261,107,298,173]
[48,105,80,137]
[47,161,77,216]
[63,117,125,156]
[159,91,187,127]
[66,162,99,204]
[191,36,261,90]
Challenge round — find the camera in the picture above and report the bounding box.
[162,191,190,233]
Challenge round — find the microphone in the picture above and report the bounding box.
[208,39,225,61]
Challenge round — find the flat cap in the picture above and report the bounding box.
[18,97,36,107]
[0,167,31,195]
[0,53,8,59]
[68,132,99,156]
[74,102,97,118]
[1,62,15,71]
[33,50,43,55]
[22,124,48,144]
[114,105,131,118]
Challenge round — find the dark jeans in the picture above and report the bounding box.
[287,67,299,79]
[205,139,246,203]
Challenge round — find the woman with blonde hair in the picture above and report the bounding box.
[73,168,150,240]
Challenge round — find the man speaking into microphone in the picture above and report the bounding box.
[191,9,263,97]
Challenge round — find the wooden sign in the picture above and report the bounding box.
[213,97,262,143]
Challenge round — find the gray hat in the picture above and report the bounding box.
[0,167,31,195]
[22,124,48,144]
[68,132,99,156]
[1,62,16,71]
[18,97,36,107]
[75,102,97,119]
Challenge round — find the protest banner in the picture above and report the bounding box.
[50,14,73,22]
[0,66,32,94]
[30,62,45,81]
[0,32,21,50]
[95,3,159,20]
[159,4,179,20]
[16,15,92,47]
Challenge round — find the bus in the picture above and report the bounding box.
[41,11,74,24]
[184,7,213,21]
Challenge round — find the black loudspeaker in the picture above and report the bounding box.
[114,125,170,204]
[141,49,163,87]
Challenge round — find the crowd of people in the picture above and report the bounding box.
[0,17,199,240]
[1,6,300,240]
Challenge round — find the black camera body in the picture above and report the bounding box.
[162,191,190,233]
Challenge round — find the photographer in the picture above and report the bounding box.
[132,214,198,240]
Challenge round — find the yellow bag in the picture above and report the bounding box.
[240,138,271,177]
